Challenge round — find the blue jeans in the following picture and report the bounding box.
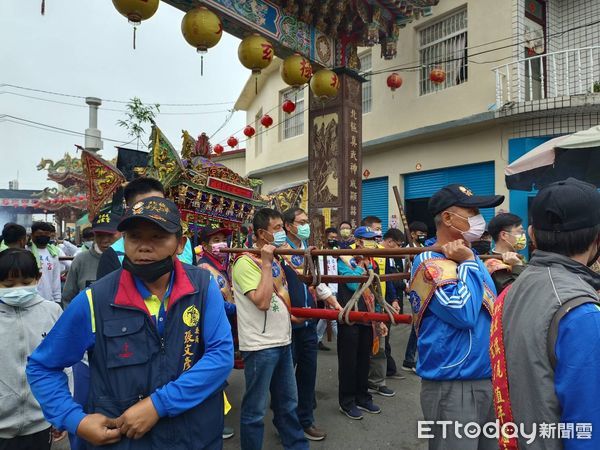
[292,325,318,428]
[316,319,338,342]
[403,324,418,367]
[240,345,308,450]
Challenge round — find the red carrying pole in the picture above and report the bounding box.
[290,307,412,325]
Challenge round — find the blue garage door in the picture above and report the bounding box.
[362,177,389,231]
[404,162,497,222]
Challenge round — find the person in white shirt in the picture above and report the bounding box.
[28,222,62,304]
[317,227,339,351]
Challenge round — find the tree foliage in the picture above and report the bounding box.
[117,97,160,149]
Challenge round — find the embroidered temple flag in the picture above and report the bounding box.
[81,150,126,220]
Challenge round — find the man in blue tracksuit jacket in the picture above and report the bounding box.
[27,196,233,449]
[409,184,504,450]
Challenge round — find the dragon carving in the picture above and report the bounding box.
[312,118,339,204]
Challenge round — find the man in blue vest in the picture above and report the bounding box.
[281,207,341,441]
[27,196,233,449]
[97,177,194,279]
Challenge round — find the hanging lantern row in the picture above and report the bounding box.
[111,3,448,93]
[112,0,160,49]
[1,196,86,208]
[213,144,224,155]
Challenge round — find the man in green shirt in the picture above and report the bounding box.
[231,208,307,450]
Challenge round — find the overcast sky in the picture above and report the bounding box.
[0,0,248,191]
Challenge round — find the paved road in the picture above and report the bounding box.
[223,321,427,450]
[53,319,427,450]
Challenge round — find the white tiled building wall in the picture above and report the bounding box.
[509,0,600,137]
[511,0,600,99]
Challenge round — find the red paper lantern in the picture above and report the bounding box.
[243,125,256,138]
[78,195,86,201]
[226,136,238,148]
[429,68,446,84]
[260,114,273,128]
[214,144,224,155]
[282,100,296,114]
[386,73,403,91]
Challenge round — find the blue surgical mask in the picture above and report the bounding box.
[295,224,311,241]
[269,230,287,248]
[0,285,39,306]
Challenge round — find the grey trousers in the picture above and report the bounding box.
[368,338,387,388]
[420,379,496,450]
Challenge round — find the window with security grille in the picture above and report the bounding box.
[419,8,468,95]
[281,88,304,140]
[360,52,372,113]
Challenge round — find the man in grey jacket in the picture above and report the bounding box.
[493,178,600,450]
[62,213,120,306]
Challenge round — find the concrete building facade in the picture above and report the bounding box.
[233,0,600,232]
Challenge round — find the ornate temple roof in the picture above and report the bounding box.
[163,0,440,66]
[37,152,85,188]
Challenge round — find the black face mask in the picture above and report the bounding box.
[472,240,492,255]
[123,255,174,282]
[33,236,51,247]
[416,235,427,245]
[327,239,339,248]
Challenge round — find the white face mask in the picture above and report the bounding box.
[448,212,486,243]
[0,285,39,306]
[83,240,94,249]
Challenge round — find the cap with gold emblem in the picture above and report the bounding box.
[118,196,182,233]
[428,184,504,216]
[92,212,122,234]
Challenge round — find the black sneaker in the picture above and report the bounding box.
[339,406,363,420]
[357,401,381,414]
[369,386,395,397]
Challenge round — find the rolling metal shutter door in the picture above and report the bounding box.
[404,162,497,222]
[361,177,389,231]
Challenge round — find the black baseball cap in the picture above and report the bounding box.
[531,178,600,232]
[118,196,182,234]
[199,223,233,242]
[428,184,505,216]
[92,212,121,234]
